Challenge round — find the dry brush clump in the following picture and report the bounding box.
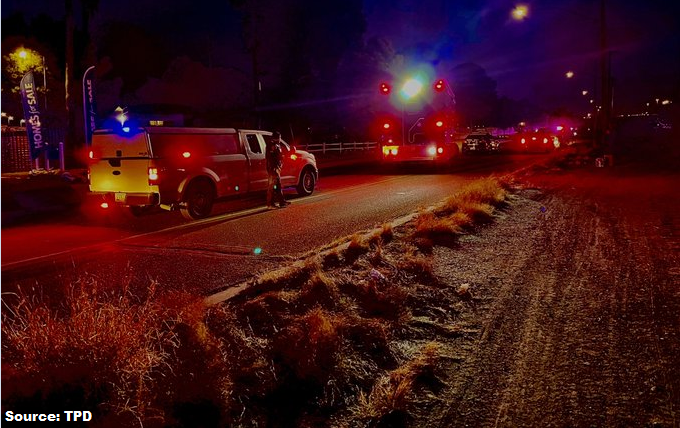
[0,280,223,426]
[344,233,371,264]
[436,176,508,215]
[351,342,445,426]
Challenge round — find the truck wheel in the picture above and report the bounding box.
[181,180,214,220]
[297,168,316,196]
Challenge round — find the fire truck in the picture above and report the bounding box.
[373,74,461,165]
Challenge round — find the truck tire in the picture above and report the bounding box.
[180,180,215,220]
[296,167,316,196]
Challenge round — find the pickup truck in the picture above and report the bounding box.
[88,127,318,219]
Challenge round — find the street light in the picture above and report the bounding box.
[17,48,48,110]
[511,4,529,20]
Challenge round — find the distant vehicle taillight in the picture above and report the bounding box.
[148,167,159,185]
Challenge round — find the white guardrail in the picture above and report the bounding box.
[299,141,378,154]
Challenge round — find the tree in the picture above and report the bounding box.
[3,47,45,94]
[450,62,500,127]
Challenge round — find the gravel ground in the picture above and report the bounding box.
[425,165,680,427]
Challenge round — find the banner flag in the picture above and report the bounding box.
[82,66,97,146]
[20,71,45,160]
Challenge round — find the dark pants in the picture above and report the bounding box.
[267,167,286,206]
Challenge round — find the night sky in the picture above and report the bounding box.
[3,0,679,124]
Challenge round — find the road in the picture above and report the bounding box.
[1,154,545,299]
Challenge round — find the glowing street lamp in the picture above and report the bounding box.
[511,4,529,20]
[400,78,424,100]
[565,70,575,79]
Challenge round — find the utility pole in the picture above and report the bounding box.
[599,0,611,156]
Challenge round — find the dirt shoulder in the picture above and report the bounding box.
[429,164,680,427]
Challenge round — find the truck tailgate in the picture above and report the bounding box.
[89,158,154,194]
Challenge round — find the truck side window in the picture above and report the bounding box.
[246,134,261,154]
[215,134,240,155]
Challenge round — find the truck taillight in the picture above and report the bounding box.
[148,167,159,184]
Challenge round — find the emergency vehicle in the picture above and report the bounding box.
[374,75,461,165]
[88,127,318,219]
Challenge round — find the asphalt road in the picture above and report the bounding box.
[1,154,547,298]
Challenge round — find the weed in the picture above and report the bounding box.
[322,248,343,268]
[299,269,340,310]
[352,342,443,425]
[273,307,342,383]
[398,247,438,285]
[344,234,370,264]
[368,223,394,247]
[414,211,465,240]
[1,280,202,425]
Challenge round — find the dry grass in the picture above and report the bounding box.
[436,176,507,216]
[353,342,443,424]
[397,246,437,284]
[299,269,341,310]
[1,281,210,424]
[344,233,371,263]
[274,307,343,382]
[414,211,466,239]
[368,223,394,247]
[252,257,320,294]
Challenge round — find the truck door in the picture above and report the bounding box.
[243,132,268,191]
[203,133,248,197]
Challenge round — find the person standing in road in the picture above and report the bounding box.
[266,131,290,209]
